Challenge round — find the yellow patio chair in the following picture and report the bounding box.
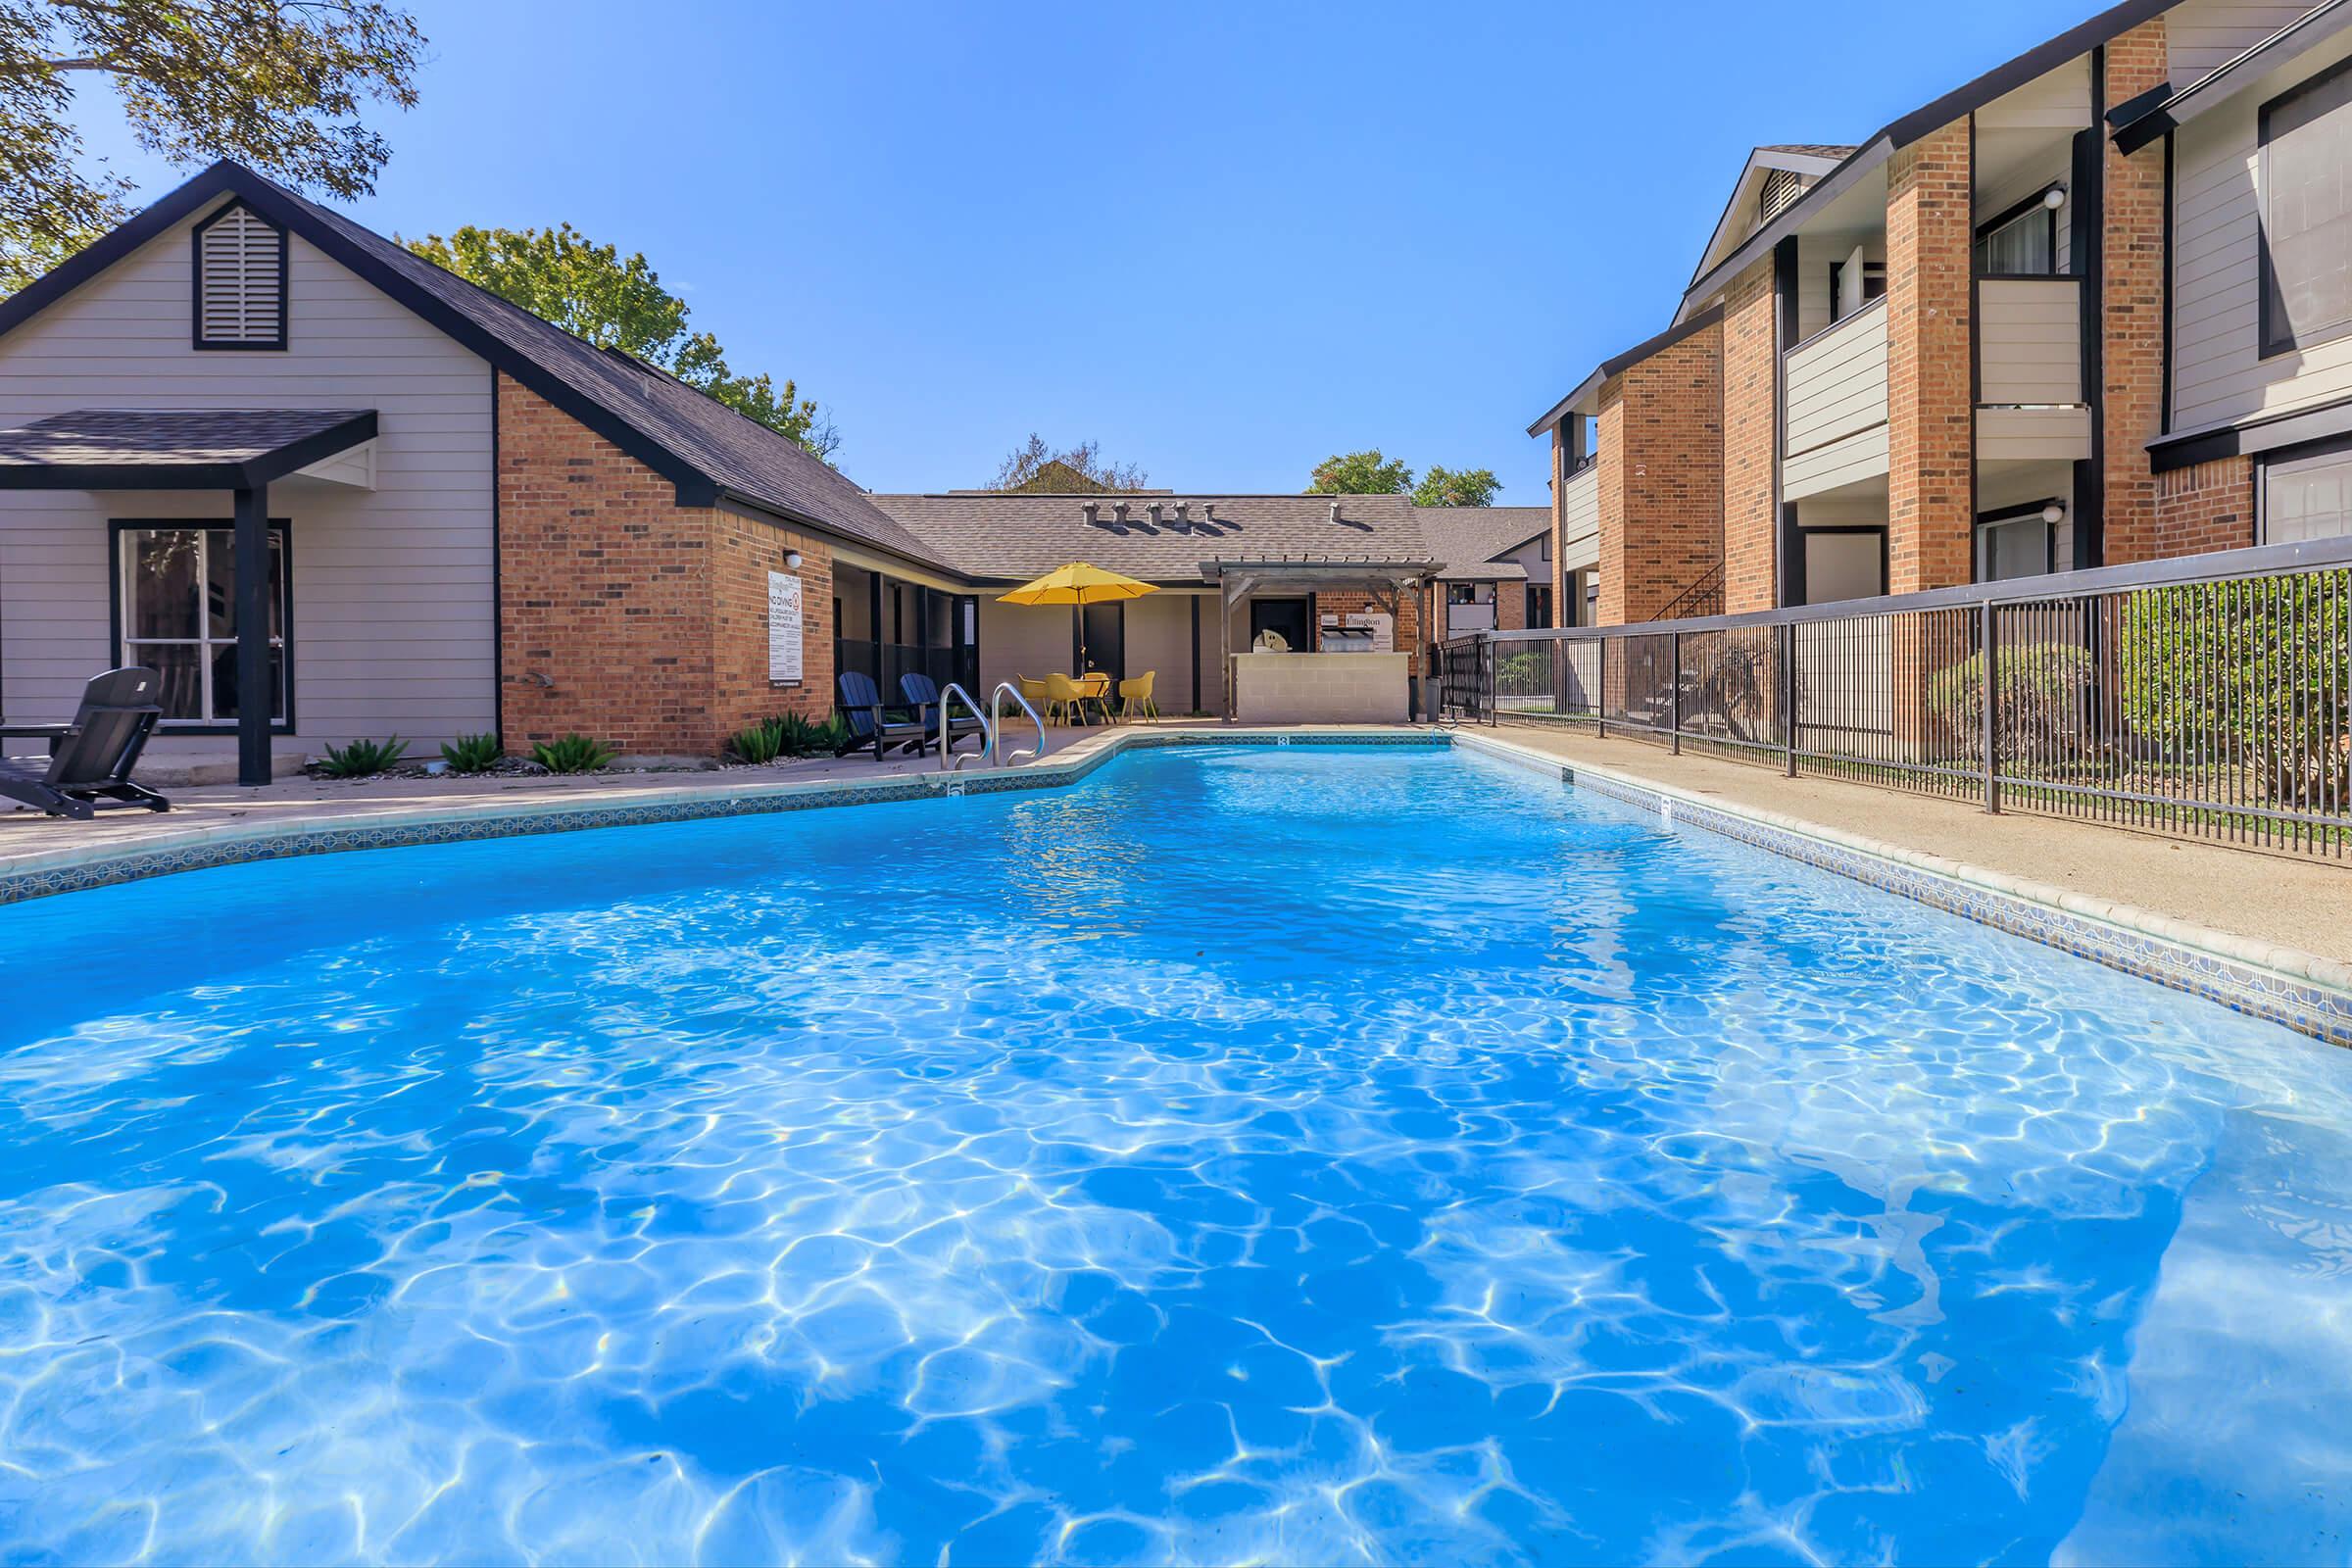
[1041,672,1092,726]
[1016,674,1050,719]
[1118,670,1159,722]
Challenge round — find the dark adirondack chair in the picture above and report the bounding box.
[834,670,931,761]
[0,667,172,819]
[898,672,987,757]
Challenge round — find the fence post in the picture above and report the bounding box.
[1981,599,2001,814]
[1669,629,1683,755]
[1781,620,1797,777]
[1595,636,1606,740]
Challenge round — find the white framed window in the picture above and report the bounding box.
[1976,507,2056,582]
[1975,201,2058,275]
[114,524,290,726]
[2262,438,2352,544]
[2260,56,2352,356]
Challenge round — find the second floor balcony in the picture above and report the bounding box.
[1784,296,1887,500]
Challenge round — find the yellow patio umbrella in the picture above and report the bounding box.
[998,563,1156,672]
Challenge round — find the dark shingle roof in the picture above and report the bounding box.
[866,493,1433,584]
[0,407,377,487]
[1413,506,1551,582]
[0,162,949,570]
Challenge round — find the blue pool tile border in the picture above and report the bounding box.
[5,723,2345,1050]
[1452,730,2352,1050]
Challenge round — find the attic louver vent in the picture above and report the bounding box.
[193,203,287,349]
[1758,169,1804,223]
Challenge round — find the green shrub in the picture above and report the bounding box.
[2118,575,2350,808]
[1925,642,2094,765]
[777,711,847,758]
[531,733,616,773]
[726,716,787,764]
[1494,650,1544,689]
[440,732,503,773]
[318,736,409,778]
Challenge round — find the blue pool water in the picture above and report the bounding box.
[0,744,2348,1565]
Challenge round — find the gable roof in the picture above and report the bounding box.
[1413,506,1550,582]
[1677,0,2186,320]
[0,160,949,571]
[1687,145,1857,290]
[866,492,1432,585]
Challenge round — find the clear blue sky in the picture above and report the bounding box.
[71,0,2098,498]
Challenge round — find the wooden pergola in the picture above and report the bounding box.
[1202,555,1439,719]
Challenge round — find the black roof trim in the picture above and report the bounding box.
[2147,393,2352,472]
[1680,0,2180,316]
[2114,0,2352,154]
[1528,306,1726,436]
[0,162,721,507]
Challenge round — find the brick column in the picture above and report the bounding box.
[1886,118,1976,595]
[1597,321,1724,625]
[2101,19,2172,563]
[1721,258,1779,612]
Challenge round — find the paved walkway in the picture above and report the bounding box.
[1483,723,2352,964]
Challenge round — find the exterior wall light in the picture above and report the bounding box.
[2041,503,2067,524]
[784,550,804,569]
[2043,185,2067,210]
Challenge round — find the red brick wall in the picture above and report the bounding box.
[710,509,834,739]
[1597,320,1724,624]
[1721,258,1780,613]
[498,375,832,756]
[2101,19,2171,564]
[2153,457,2255,556]
[1886,120,1976,594]
[1495,580,1528,632]
[1317,588,1425,674]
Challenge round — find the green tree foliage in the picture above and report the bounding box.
[990,434,1150,493]
[1412,466,1503,508]
[2118,576,2349,809]
[404,223,839,458]
[1307,450,1413,496]
[1,0,424,294]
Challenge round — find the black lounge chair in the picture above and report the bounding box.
[834,671,931,761]
[898,673,988,757]
[0,666,172,819]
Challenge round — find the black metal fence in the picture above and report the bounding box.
[1440,536,2352,857]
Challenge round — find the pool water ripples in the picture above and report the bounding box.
[0,746,2347,1564]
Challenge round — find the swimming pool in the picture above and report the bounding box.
[0,743,2347,1564]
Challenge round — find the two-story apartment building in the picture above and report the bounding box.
[1531,0,2352,623]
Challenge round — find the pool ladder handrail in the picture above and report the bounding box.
[986,681,1048,768]
[937,681,992,771]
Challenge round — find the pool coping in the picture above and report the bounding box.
[3,722,2346,1047]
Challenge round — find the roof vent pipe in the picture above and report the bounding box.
[1083,502,1100,526]
[1113,502,1130,525]
[1329,500,1342,526]
[1148,503,1163,527]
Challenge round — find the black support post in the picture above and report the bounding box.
[232,484,271,787]
[1981,599,2001,813]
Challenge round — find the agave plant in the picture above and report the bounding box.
[531,733,616,774]
[318,736,409,778]
[726,716,788,764]
[440,732,504,774]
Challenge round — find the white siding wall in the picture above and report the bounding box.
[1976,145,2075,270]
[1979,278,2085,403]
[1785,298,1889,457]
[1559,465,1600,569]
[0,200,496,749]
[2169,1,2327,82]
[2172,27,2352,431]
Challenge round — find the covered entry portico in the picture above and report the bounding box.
[0,407,379,786]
